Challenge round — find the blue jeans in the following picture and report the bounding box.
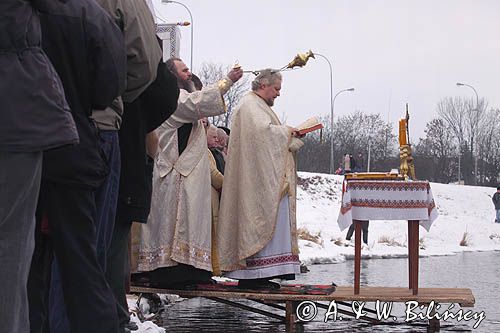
[49,130,120,333]
[94,131,121,271]
[496,210,500,223]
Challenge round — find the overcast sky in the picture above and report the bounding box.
[153,0,500,139]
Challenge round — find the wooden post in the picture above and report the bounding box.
[408,221,413,290]
[285,300,298,330]
[428,302,441,332]
[411,221,419,295]
[354,220,362,294]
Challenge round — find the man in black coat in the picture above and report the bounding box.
[0,1,78,332]
[26,1,127,332]
[46,2,164,332]
[107,58,179,331]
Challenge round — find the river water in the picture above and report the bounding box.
[161,251,499,332]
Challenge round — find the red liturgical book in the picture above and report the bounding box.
[296,117,324,135]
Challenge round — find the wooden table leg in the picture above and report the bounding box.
[354,220,361,295]
[408,221,413,290]
[411,221,419,295]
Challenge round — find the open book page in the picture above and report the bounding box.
[295,117,324,135]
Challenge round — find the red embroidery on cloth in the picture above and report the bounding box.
[246,254,300,268]
[428,199,436,215]
[340,203,352,215]
[351,198,428,209]
[346,181,430,192]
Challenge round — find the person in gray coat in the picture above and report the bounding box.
[0,1,78,332]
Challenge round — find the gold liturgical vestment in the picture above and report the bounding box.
[217,92,302,272]
[137,83,230,272]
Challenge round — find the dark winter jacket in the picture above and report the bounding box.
[0,0,78,152]
[210,148,225,174]
[493,192,500,210]
[37,0,127,189]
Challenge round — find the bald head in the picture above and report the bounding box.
[216,128,228,148]
[206,125,219,148]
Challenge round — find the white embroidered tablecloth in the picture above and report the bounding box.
[337,180,438,231]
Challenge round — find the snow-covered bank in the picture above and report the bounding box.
[296,172,500,265]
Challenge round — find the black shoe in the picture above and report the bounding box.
[150,280,199,290]
[237,279,281,290]
[130,272,152,287]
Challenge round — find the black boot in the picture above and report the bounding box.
[237,278,280,290]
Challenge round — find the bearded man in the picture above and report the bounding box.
[137,58,242,288]
[217,69,304,290]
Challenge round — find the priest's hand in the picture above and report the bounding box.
[227,67,243,82]
[288,126,305,138]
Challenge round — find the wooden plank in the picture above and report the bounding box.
[130,285,475,307]
[207,297,285,321]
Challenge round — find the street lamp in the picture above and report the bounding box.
[162,0,194,70]
[330,88,355,173]
[456,82,479,184]
[313,53,355,174]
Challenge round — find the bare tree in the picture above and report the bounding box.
[297,111,397,173]
[196,62,250,127]
[476,108,500,185]
[438,96,489,184]
[333,111,397,165]
[415,118,457,183]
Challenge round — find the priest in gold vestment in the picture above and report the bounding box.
[136,58,242,287]
[217,70,304,290]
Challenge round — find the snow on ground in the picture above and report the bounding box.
[131,171,500,331]
[296,172,500,264]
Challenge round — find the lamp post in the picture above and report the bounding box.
[456,82,479,185]
[330,88,355,173]
[313,53,355,174]
[162,0,194,70]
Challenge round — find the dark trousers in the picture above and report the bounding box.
[0,151,42,333]
[48,131,121,333]
[28,182,119,333]
[106,218,132,329]
[27,220,52,333]
[346,220,370,244]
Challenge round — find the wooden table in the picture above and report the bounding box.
[337,180,438,295]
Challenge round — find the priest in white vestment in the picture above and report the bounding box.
[217,70,304,290]
[136,57,242,288]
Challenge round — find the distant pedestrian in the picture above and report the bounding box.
[355,152,365,172]
[344,153,351,173]
[346,220,370,245]
[350,154,357,172]
[493,186,500,223]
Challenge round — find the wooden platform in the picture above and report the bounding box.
[130,285,475,307]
